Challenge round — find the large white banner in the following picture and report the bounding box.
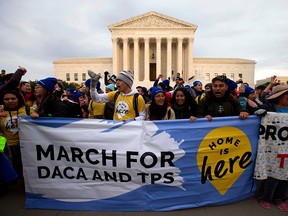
[19,116,260,211]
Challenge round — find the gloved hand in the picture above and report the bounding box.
[88,70,101,82]
[254,109,267,117]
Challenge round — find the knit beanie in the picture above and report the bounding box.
[158,82,166,90]
[193,80,202,86]
[65,87,75,94]
[37,77,57,93]
[85,79,101,92]
[141,86,148,95]
[72,92,83,101]
[163,79,170,87]
[244,86,255,97]
[151,87,165,98]
[226,79,237,91]
[117,70,134,88]
[184,84,191,89]
[204,83,212,89]
[106,84,115,91]
[85,79,91,87]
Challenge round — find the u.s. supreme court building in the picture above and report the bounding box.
[53,11,256,88]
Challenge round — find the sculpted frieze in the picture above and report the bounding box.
[117,15,190,28]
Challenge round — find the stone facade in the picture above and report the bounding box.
[53,11,256,88]
[256,76,288,86]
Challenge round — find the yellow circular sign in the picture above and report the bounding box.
[197,126,252,195]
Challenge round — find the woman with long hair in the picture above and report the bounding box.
[170,87,198,121]
[30,77,69,118]
[146,87,175,120]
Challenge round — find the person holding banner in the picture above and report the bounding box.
[238,85,261,115]
[146,87,175,120]
[0,89,28,179]
[197,75,249,120]
[257,84,288,212]
[30,77,70,118]
[170,87,198,121]
[88,70,146,121]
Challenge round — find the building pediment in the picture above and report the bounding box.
[108,11,197,30]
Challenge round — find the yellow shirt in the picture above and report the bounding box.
[107,91,145,121]
[88,100,105,119]
[0,107,27,146]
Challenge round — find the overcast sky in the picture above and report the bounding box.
[0,0,287,83]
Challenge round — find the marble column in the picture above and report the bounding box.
[133,37,139,81]
[187,37,194,80]
[177,37,183,76]
[112,37,118,73]
[166,37,172,80]
[123,38,129,70]
[156,37,162,77]
[144,37,150,80]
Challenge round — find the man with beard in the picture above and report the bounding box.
[197,75,249,121]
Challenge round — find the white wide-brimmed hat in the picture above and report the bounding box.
[267,85,288,100]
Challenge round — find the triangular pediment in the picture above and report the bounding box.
[108,11,197,30]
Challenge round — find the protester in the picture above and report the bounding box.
[174,76,185,89]
[173,76,181,89]
[86,78,106,119]
[72,92,87,118]
[65,87,75,100]
[260,75,278,102]
[88,98,106,119]
[256,84,288,212]
[195,83,212,104]
[170,87,198,121]
[191,80,204,99]
[104,71,117,86]
[136,86,150,104]
[226,78,239,99]
[197,75,249,120]
[53,81,65,100]
[153,74,174,106]
[238,85,260,114]
[30,77,70,118]
[19,81,32,104]
[255,84,266,103]
[106,84,115,93]
[88,70,146,121]
[0,89,28,178]
[153,74,173,91]
[0,69,6,82]
[0,67,27,91]
[146,87,175,120]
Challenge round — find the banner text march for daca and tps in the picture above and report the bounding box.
[19,115,268,211]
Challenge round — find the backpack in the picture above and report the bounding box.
[104,92,139,120]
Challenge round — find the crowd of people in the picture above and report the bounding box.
[0,67,287,211]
